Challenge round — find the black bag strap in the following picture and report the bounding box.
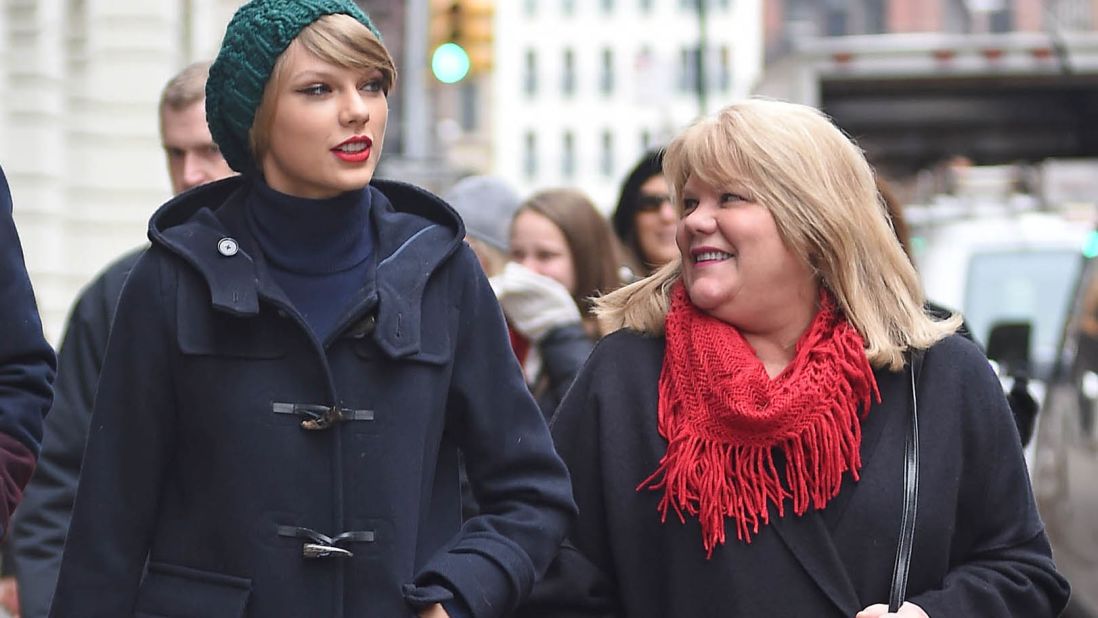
[889,350,923,612]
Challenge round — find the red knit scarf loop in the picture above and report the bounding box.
[639,284,879,557]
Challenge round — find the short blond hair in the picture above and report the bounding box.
[250,13,397,164]
[160,61,211,113]
[596,98,959,370]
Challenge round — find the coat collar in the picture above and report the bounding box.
[147,176,465,358]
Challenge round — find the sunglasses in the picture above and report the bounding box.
[637,193,672,212]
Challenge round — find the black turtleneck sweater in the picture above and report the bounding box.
[245,180,373,343]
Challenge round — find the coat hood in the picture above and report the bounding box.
[147,176,467,358]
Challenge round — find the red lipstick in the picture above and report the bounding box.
[332,135,372,163]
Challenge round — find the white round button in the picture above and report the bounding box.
[217,237,239,257]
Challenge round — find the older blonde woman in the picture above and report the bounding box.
[520,99,1068,618]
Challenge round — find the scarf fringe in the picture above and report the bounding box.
[640,285,879,558]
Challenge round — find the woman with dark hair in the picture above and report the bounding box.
[612,150,678,279]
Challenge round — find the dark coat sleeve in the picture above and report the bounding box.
[537,322,595,420]
[409,247,577,618]
[517,335,624,618]
[0,165,56,538]
[9,250,140,618]
[910,337,1069,616]
[48,251,176,617]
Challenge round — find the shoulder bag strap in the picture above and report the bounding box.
[889,350,923,612]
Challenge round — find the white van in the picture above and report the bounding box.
[914,211,1092,383]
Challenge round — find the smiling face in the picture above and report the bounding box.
[633,174,679,269]
[257,41,388,198]
[676,174,818,332]
[509,209,577,295]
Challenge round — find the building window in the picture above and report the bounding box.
[825,0,847,36]
[989,7,1013,33]
[562,48,576,96]
[864,0,885,34]
[678,46,699,92]
[524,132,538,179]
[600,130,615,177]
[524,50,538,96]
[717,46,732,91]
[943,0,973,33]
[599,48,615,95]
[562,131,576,178]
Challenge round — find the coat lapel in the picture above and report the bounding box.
[766,368,907,616]
[818,366,902,532]
[770,507,861,615]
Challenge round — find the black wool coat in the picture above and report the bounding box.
[11,247,141,618]
[0,164,55,537]
[48,177,575,618]
[520,330,1069,618]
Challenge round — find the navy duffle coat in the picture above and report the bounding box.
[49,177,575,618]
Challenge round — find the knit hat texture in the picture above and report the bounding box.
[206,0,381,176]
[443,176,523,252]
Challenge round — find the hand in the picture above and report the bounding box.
[489,262,581,342]
[856,601,929,618]
[0,576,19,617]
[418,603,450,618]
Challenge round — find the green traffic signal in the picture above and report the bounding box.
[1084,230,1098,259]
[432,42,471,84]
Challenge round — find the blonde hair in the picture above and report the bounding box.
[250,14,398,164]
[596,98,960,370]
[160,61,212,113]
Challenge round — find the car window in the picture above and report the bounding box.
[963,249,1083,379]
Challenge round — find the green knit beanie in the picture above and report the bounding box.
[206,0,381,176]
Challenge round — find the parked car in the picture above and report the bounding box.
[1033,252,1098,617]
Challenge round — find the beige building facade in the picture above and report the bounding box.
[1,0,244,341]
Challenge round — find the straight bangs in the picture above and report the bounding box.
[251,14,398,163]
[297,14,397,93]
[663,116,757,214]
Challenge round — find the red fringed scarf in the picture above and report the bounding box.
[639,284,880,557]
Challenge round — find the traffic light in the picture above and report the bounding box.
[429,0,494,83]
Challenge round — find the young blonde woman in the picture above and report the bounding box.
[520,99,1068,617]
[48,2,574,617]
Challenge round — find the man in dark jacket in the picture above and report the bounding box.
[7,61,234,618]
[0,164,56,533]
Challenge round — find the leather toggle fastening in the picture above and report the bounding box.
[277,525,375,559]
[272,402,374,430]
[303,543,353,559]
[345,313,377,339]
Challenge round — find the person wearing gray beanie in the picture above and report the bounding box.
[47,2,575,617]
[443,175,522,276]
